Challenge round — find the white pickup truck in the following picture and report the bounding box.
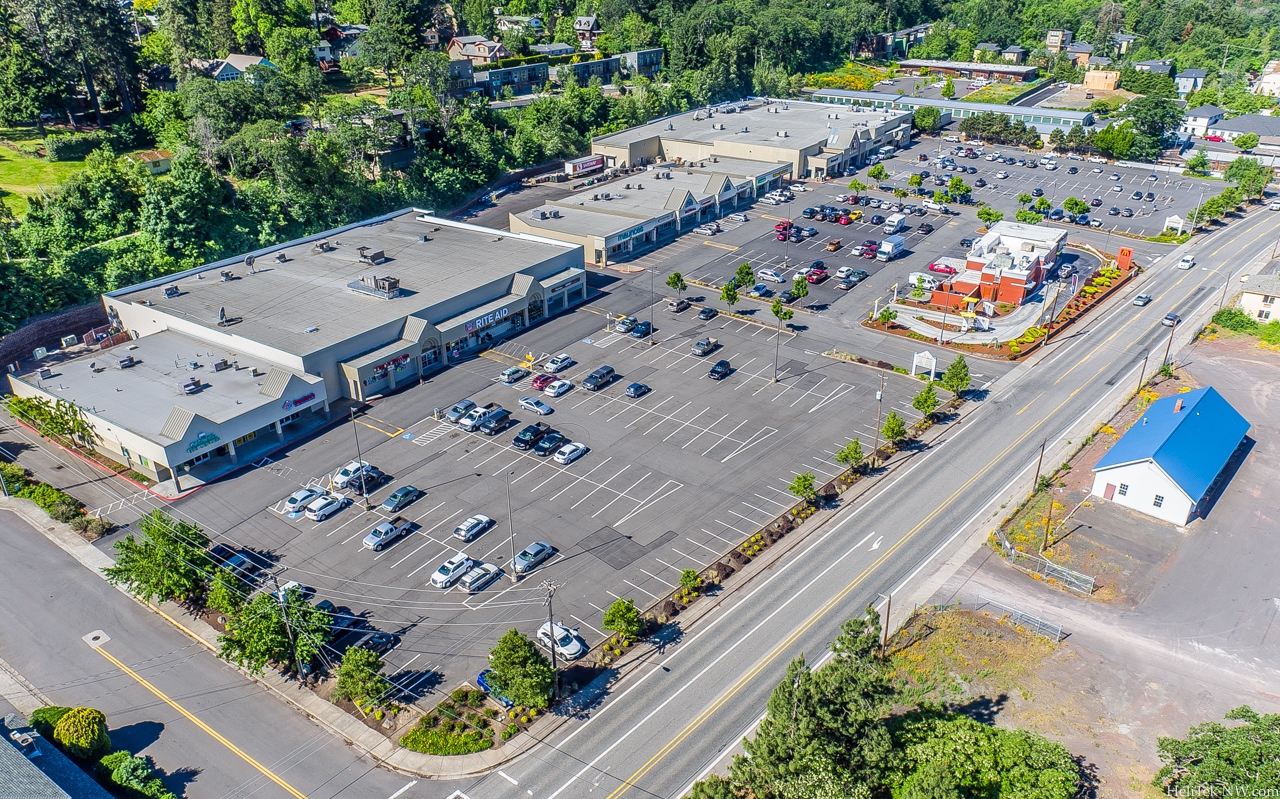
[363,516,411,551]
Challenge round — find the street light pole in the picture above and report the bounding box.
[506,469,517,581]
[649,267,656,347]
[542,580,559,699]
[1031,437,1046,496]
[349,408,370,510]
[1161,318,1179,368]
[871,373,885,470]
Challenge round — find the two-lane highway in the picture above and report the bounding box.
[450,210,1273,799]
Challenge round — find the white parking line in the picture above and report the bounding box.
[570,614,607,638]
[703,418,748,456]
[614,479,683,526]
[590,471,649,518]
[662,406,709,442]
[389,509,468,567]
[644,401,690,435]
[547,457,613,501]
[638,567,677,587]
[624,579,661,599]
[684,537,720,555]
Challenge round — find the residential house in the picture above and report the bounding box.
[1002,45,1027,64]
[321,23,369,60]
[1064,41,1093,67]
[1205,112,1280,146]
[496,15,545,35]
[1045,29,1073,53]
[973,42,1001,60]
[621,47,664,78]
[1239,272,1280,321]
[189,54,276,81]
[447,58,476,93]
[853,23,933,59]
[1252,60,1280,96]
[1112,33,1137,55]
[0,713,116,799]
[1134,59,1175,75]
[1087,55,1114,69]
[423,28,440,48]
[532,42,575,57]
[126,149,174,175]
[1091,387,1250,525]
[1084,69,1120,91]
[574,15,601,49]
[1180,104,1226,137]
[553,54,622,86]
[448,35,510,65]
[1176,68,1207,97]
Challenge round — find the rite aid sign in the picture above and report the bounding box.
[466,307,510,333]
[282,392,316,411]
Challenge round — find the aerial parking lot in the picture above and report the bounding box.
[159,300,930,703]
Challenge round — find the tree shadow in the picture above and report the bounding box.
[553,666,617,720]
[387,669,442,703]
[158,766,201,799]
[110,720,164,753]
[948,693,1009,725]
[1073,754,1102,798]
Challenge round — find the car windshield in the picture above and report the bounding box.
[556,633,573,647]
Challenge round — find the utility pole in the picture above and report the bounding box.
[1161,318,1179,368]
[648,267,656,347]
[1190,191,1204,232]
[871,373,885,470]
[880,592,892,658]
[1031,438,1047,496]
[349,408,371,510]
[506,469,518,582]
[542,581,559,699]
[270,575,300,678]
[1041,492,1055,553]
[1136,350,1150,393]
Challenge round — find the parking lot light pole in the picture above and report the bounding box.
[542,580,559,699]
[649,267,656,347]
[871,374,885,469]
[349,408,370,510]
[506,469,518,582]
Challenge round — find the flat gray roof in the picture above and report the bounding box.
[592,97,909,150]
[810,89,1093,125]
[110,211,577,357]
[13,330,321,443]
[1210,114,1280,136]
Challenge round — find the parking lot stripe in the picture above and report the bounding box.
[615,480,683,526]
[702,419,748,456]
[752,492,790,508]
[720,427,778,463]
[571,614,607,638]
[391,510,467,568]
[624,579,661,599]
[680,413,727,450]
[571,465,630,510]
[591,472,650,518]
[645,401,690,435]
[638,567,677,587]
[684,537,720,555]
[662,407,709,442]
[702,528,737,545]
[790,376,825,407]
[714,519,748,535]
[546,456,612,500]
[809,383,856,413]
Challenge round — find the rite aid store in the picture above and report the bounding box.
[9,211,587,489]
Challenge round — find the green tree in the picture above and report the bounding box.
[104,510,212,605]
[877,306,898,324]
[848,179,867,194]
[976,206,1003,225]
[941,354,970,395]
[487,629,555,710]
[1016,192,1033,205]
[680,568,701,591]
[206,567,246,615]
[1185,148,1210,175]
[940,75,955,98]
[771,298,794,329]
[834,438,863,468]
[912,105,942,132]
[907,173,923,189]
[734,262,755,287]
[1032,196,1052,213]
[1047,127,1066,152]
[666,271,688,298]
[790,276,809,304]
[1233,132,1260,152]
[1015,209,1043,224]
[867,164,888,181]
[912,383,939,418]
[1224,156,1271,199]
[218,591,332,675]
[788,471,818,504]
[1063,196,1089,215]
[687,774,741,799]
[332,646,394,709]
[52,707,111,762]
[882,410,908,443]
[720,282,739,311]
[601,597,643,639]
[0,8,67,132]
[1154,706,1280,795]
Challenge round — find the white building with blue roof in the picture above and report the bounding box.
[1091,387,1250,525]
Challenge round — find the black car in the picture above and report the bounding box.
[348,467,387,494]
[533,430,566,456]
[697,307,718,321]
[917,223,934,234]
[1131,191,1143,201]
[1048,209,1064,220]
[912,206,927,215]
[870,214,885,225]
[974,178,987,188]
[512,422,550,450]
[708,359,731,380]
[779,290,798,304]
[1031,187,1044,197]
[848,269,869,282]
[1090,198,1103,207]
[1074,214,1091,226]
[857,196,871,206]
[801,208,815,218]
[1067,166,1079,174]
[810,259,824,270]
[959,237,974,248]
[1144,192,1155,202]
[919,170,930,178]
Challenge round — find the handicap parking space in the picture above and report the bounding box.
[182,302,927,704]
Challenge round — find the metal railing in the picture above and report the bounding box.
[975,593,1064,641]
[1008,549,1096,596]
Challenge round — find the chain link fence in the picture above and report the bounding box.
[975,594,1064,642]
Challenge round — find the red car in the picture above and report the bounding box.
[861,249,877,259]
[776,232,787,241]
[1204,135,1224,142]
[774,220,793,231]
[838,215,851,225]
[806,268,828,283]
[530,373,557,391]
[928,262,957,275]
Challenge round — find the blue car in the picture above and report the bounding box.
[477,669,513,707]
[630,321,653,338]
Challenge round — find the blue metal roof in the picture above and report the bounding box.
[1094,387,1250,501]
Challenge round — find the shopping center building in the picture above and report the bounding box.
[511,97,914,264]
[7,210,586,488]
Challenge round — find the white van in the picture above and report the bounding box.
[906,272,940,290]
[883,213,907,234]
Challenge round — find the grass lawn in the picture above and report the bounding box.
[807,61,888,91]
[960,81,1037,105]
[0,148,88,217]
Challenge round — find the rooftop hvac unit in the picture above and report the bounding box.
[357,247,387,265]
[310,239,332,253]
[549,208,561,217]
[60,334,78,348]
[741,126,749,133]
[636,184,642,190]
[213,358,231,371]
[188,361,200,370]
[591,194,599,201]
[219,269,235,281]
[532,209,548,220]
[181,377,201,395]
[600,192,611,199]
[625,183,632,189]
[777,130,788,138]
[117,354,136,369]
[360,273,400,294]
[38,367,52,380]
[418,233,431,242]
[163,285,180,298]
[275,251,287,263]
[665,123,674,130]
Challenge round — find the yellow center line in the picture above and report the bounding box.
[91,645,309,799]
[1016,393,1042,416]
[604,356,1108,799]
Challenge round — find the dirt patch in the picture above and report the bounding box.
[890,608,1165,798]
[1036,86,1138,110]
[995,371,1200,603]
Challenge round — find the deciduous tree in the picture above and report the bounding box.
[788,471,818,504]
[602,597,642,639]
[218,590,332,675]
[835,438,863,468]
[666,271,688,298]
[882,410,908,443]
[1154,706,1280,795]
[104,510,212,604]
[332,646,394,708]
[487,629,555,709]
[941,354,970,394]
[912,383,939,417]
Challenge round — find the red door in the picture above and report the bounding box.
[1103,483,1116,500]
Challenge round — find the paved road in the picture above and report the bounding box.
[445,200,1275,799]
[0,510,413,799]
